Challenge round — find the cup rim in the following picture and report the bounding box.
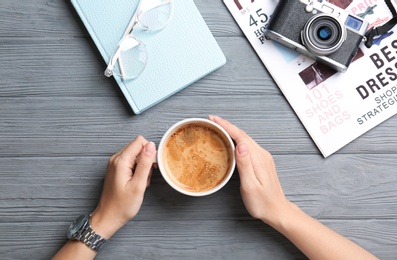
[157,118,236,197]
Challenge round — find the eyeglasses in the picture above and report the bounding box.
[104,0,173,80]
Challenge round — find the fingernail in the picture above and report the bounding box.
[237,142,249,156]
[209,115,221,121]
[145,142,156,156]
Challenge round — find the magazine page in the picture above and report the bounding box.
[224,0,396,157]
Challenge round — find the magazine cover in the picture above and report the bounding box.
[225,0,397,157]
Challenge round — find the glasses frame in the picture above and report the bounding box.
[104,0,174,80]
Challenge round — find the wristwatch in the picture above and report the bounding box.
[67,214,108,252]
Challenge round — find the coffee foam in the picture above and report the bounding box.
[163,123,232,192]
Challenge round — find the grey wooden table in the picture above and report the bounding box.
[1,0,396,259]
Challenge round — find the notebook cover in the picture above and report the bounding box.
[71,0,226,114]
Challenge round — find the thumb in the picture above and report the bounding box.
[235,142,256,187]
[133,142,157,188]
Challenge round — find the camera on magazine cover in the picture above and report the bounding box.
[264,0,369,72]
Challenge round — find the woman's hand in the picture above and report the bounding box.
[210,116,377,260]
[90,136,157,239]
[209,115,289,226]
[53,136,157,260]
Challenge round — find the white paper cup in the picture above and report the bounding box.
[157,118,236,196]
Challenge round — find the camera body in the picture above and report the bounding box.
[264,0,369,72]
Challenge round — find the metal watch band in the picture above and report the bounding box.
[79,226,108,252]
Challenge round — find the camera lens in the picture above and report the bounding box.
[302,14,346,56]
[317,26,332,41]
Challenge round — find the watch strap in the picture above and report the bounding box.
[78,226,108,252]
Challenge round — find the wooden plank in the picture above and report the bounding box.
[0,0,242,38]
[1,96,397,155]
[0,220,394,259]
[0,37,274,97]
[1,155,396,222]
[0,95,311,156]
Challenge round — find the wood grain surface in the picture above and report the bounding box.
[0,0,396,259]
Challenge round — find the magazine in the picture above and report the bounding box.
[224,0,397,157]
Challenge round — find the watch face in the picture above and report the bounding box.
[67,214,88,239]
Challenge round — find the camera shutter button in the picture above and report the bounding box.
[305,5,314,12]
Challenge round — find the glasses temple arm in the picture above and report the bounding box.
[122,0,144,37]
[123,0,173,37]
[104,46,123,77]
[118,55,126,80]
[139,0,173,16]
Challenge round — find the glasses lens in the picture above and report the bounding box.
[139,0,173,30]
[112,36,147,80]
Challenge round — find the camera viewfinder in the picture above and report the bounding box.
[345,15,363,31]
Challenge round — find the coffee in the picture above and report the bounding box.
[162,123,233,192]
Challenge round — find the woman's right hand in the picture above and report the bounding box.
[209,115,291,227]
[210,115,377,260]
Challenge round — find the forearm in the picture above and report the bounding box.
[269,202,377,260]
[52,240,96,260]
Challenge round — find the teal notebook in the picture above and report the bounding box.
[71,0,226,114]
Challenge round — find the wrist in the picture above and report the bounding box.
[262,199,300,232]
[90,209,124,239]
